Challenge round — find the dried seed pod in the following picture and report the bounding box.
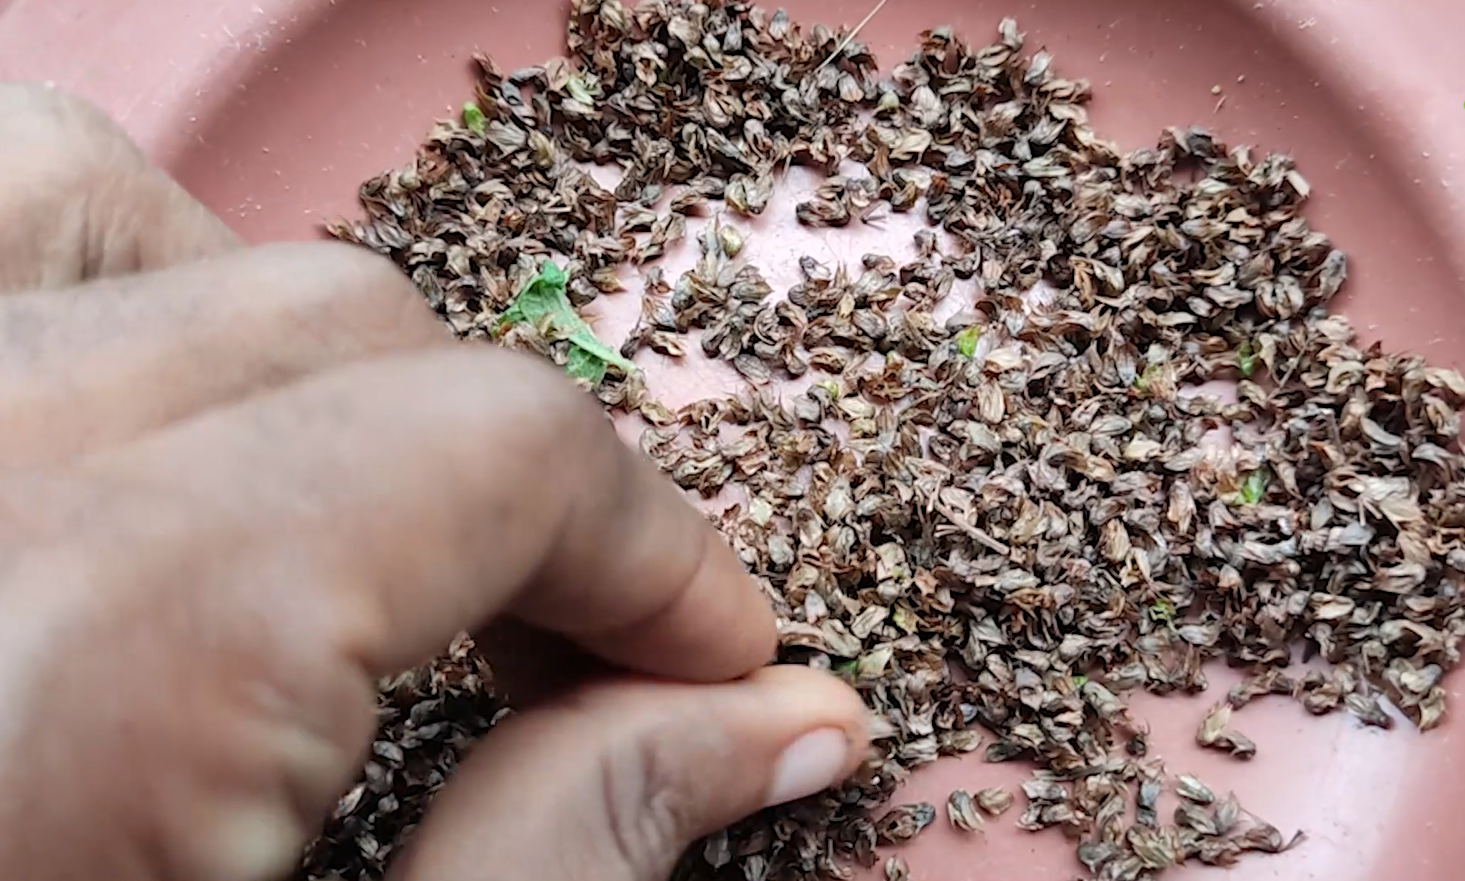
[1196,703,1258,760]
[1175,802,1219,837]
[883,855,910,881]
[1136,777,1163,828]
[875,803,937,844]
[946,789,985,833]
[1021,777,1068,804]
[976,787,1015,816]
[1176,774,1215,805]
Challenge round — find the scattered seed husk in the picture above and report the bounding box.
[946,789,985,833]
[1175,774,1216,805]
[883,854,910,881]
[1136,776,1164,828]
[876,802,938,844]
[295,634,506,880]
[316,2,1465,880]
[976,786,1015,816]
[1196,703,1258,760]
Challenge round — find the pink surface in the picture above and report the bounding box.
[4,0,1465,878]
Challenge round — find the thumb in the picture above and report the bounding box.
[389,665,870,881]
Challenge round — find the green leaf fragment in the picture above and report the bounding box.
[565,74,600,105]
[1072,674,1089,689]
[1147,598,1175,624]
[1134,364,1162,392]
[955,326,981,358]
[498,261,636,384]
[816,380,842,398]
[1237,340,1256,378]
[1239,468,1269,505]
[462,101,487,135]
[498,260,567,326]
[565,346,609,384]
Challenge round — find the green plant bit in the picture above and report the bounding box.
[955,326,981,358]
[1239,468,1270,505]
[1237,339,1257,378]
[461,100,487,135]
[1148,598,1176,625]
[498,261,636,384]
[1134,363,1163,393]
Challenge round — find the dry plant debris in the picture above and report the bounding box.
[975,786,1014,817]
[311,1,1465,879]
[945,789,985,833]
[297,634,507,879]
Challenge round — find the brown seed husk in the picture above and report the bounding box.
[876,802,938,844]
[296,634,506,880]
[976,786,1015,817]
[883,854,910,881]
[946,789,985,833]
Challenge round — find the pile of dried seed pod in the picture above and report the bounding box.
[316,2,1465,880]
[296,635,508,880]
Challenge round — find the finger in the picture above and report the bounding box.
[389,665,871,881]
[0,241,450,467]
[0,83,240,292]
[80,346,777,683]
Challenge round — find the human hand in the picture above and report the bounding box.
[0,84,869,881]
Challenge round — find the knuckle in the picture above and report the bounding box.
[596,722,708,879]
[0,84,237,290]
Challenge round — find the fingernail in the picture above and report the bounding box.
[766,727,851,807]
[203,802,302,881]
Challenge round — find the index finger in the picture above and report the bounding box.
[79,345,776,683]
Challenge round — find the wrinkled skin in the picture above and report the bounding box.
[0,84,868,881]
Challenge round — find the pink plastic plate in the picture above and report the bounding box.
[4,1,1465,878]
